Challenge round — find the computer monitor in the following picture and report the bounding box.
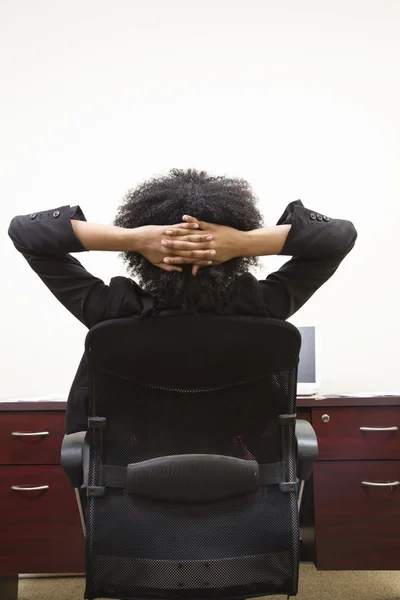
[297,326,319,396]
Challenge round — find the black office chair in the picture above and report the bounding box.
[62,315,318,600]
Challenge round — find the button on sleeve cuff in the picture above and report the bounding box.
[8,205,88,256]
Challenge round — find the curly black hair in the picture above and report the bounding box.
[114,169,263,310]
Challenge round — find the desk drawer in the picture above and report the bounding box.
[312,407,400,460]
[314,460,400,569]
[0,412,65,464]
[0,465,85,574]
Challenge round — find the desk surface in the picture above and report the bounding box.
[1,395,400,411]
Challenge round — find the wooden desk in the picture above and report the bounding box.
[1,396,399,598]
[298,396,400,570]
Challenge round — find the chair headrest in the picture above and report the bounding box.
[85,315,301,389]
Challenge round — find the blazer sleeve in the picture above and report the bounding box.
[258,200,358,319]
[8,205,146,328]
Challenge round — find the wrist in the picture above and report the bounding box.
[234,230,252,258]
[123,226,145,253]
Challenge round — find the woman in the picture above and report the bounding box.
[8,168,357,433]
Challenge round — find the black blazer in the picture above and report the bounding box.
[9,201,357,433]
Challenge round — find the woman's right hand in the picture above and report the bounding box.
[135,222,217,273]
[162,215,247,275]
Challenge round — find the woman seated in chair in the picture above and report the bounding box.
[9,168,357,434]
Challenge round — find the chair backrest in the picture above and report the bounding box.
[84,314,301,600]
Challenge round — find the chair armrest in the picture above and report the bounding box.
[61,432,87,488]
[295,419,318,481]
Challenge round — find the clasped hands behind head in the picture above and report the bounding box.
[155,214,245,276]
[119,211,241,277]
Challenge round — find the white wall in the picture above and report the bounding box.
[1,0,399,399]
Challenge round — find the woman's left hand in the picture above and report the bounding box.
[161,215,245,275]
[135,222,216,273]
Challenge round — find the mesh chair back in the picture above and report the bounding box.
[84,315,301,599]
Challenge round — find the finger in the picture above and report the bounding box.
[182,215,209,229]
[168,222,199,231]
[164,249,216,260]
[192,262,214,275]
[182,215,199,223]
[165,227,204,236]
[158,264,183,273]
[192,264,203,276]
[161,239,214,251]
[164,232,213,242]
[164,256,214,265]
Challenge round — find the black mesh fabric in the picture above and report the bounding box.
[84,317,300,600]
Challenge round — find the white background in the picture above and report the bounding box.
[1,0,399,399]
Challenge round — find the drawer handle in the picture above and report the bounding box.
[361,481,399,487]
[11,485,49,492]
[11,431,49,437]
[359,426,398,432]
